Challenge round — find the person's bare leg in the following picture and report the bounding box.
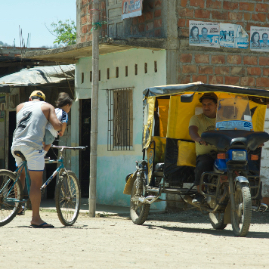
[29,171,50,226]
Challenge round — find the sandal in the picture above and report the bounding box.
[17,207,25,215]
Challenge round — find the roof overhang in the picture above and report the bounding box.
[23,38,166,64]
[0,65,75,93]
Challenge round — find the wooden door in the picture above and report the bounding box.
[106,0,124,38]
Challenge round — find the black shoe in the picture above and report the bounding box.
[192,194,204,205]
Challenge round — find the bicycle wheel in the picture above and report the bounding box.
[55,171,81,226]
[0,170,23,226]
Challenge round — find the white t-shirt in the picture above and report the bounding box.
[45,108,68,137]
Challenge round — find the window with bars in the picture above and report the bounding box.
[107,88,133,151]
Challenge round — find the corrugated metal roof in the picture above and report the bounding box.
[0,65,74,90]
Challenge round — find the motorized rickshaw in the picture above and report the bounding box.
[123,82,269,237]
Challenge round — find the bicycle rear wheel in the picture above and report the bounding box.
[0,170,23,226]
[55,171,81,226]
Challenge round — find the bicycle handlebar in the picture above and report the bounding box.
[51,145,87,151]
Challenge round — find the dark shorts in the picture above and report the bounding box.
[194,153,216,186]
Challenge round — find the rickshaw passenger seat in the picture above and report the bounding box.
[164,138,195,184]
[151,136,166,163]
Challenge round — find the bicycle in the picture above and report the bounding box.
[0,145,86,227]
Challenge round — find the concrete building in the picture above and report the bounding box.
[25,0,269,206]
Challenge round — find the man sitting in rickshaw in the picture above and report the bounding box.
[189,93,218,204]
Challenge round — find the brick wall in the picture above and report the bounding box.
[77,0,165,43]
[127,0,164,38]
[177,0,269,89]
[78,0,107,43]
[177,0,269,202]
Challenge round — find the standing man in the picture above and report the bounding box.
[189,93,218,204]
[11,90,62,228]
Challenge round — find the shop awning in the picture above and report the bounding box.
[0,64,75,92]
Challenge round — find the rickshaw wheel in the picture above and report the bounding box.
[209,212,227,230]
[130,178,150,225]
[231,182,252,237]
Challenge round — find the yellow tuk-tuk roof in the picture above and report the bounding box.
[143,82,269,100]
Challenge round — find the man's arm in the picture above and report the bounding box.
[16,103,24,113]
[189,125,207,145]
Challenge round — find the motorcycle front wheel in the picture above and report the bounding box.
[231,182,252,237]
[130,178,150,225]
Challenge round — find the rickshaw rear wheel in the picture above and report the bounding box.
[209,212,227,230]
[130,178,150,225]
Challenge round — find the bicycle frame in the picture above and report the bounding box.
[40,158,65,192]
[4,154,66,204]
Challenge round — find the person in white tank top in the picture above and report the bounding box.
[11,90,62,228]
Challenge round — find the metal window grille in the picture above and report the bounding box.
[107,88,133,151]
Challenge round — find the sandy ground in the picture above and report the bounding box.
[1,209,269,269]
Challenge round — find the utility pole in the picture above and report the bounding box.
[89,0,99,217]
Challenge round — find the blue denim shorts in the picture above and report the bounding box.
[43,129,55,145]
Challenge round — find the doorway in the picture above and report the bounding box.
[80,99,91,197]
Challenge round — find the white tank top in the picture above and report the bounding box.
[12,101,48,150]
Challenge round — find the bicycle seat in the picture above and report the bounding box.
[14,151,26,161]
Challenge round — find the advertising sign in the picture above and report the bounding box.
[220,23,248,49]
[122,0,143,20]
[250,26,269,51]
[189,21,220,48]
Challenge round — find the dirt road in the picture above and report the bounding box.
[1,209,269,269]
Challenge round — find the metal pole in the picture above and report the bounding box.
[89,0,99,217]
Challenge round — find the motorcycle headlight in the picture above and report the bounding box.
[232,151,247,161]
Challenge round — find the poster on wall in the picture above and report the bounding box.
[250,26,269,51]
[220,23,249,49]
[121,0,143,20]
[189,21,220,48]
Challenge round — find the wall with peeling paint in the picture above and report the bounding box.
[260,109,269,199]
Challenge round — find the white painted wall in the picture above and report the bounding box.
[73,48,167,208]
[260,109,269,198]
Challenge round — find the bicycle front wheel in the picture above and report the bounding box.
[0,170,23,226]
[55,171,81,226]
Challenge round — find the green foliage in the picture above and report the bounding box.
[50,19,76,46]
